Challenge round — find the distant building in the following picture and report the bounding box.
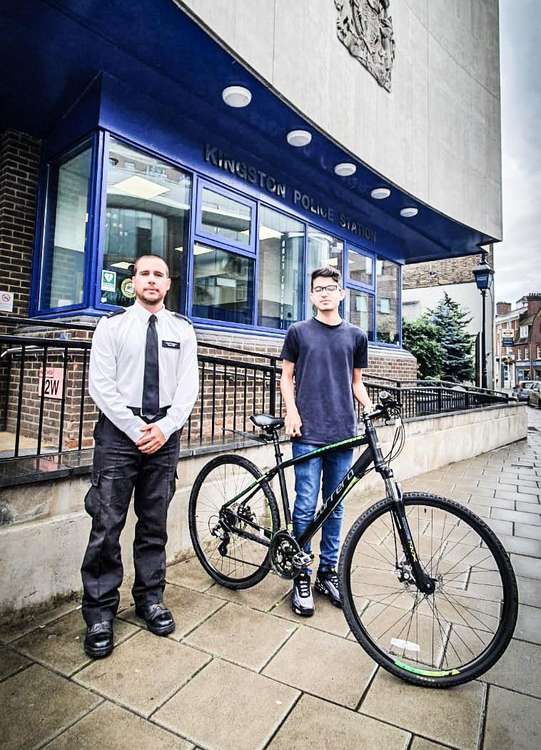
[495,294,541,388]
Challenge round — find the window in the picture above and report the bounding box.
[191,243,254,324]
[376,258,400,344]
[101,138,191,311]
[347,288,374,339]
[257,207,303,329]
[520,325,528,339]
[306,228,343,290]
[347,248,373,286]
[40,144,92,309]
[198,186,253,249]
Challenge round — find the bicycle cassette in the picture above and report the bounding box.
[269,531,311,580]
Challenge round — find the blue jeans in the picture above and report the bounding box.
[291,442,354,574]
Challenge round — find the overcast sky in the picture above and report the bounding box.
[494,0,541,304]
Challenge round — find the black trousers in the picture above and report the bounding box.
[81,415,180,626]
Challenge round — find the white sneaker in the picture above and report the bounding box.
[291,571,314,617]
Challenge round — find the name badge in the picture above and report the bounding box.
[162,340,180,349]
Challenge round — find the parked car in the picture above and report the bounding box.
[528,382,541,408]
[513,380,538,402]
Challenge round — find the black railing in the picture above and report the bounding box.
[0,316,511,464]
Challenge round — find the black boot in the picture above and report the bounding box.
[135,602,175,636]
[84,621,114,658]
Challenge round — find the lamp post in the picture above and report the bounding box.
[472,249,494,389]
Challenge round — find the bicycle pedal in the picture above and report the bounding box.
[292,551,312,568]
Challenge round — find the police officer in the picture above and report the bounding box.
[81,254,199,658]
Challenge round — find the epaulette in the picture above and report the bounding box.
[107,308,126,318]
[174,312,193,326]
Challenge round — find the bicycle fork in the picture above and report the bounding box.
[385,477,436,595]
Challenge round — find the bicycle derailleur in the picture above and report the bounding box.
[269,530,312,580]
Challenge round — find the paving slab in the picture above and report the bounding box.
[489,533,541,558]
[45,700,193,749]
[119,584,224,641]
[205,572,290,612]
[0,663,101,750]
[74,630,211,717]
[410,740,453,750]
[166,557,216,592]
[263,625,375,708]
[515,604,541,645]
[184,602,295,671]
[268,693,410,749]
[511,554,541,580]
[12,609,138,676]
[360,669,484,750]
[483,685,541,750]
[0,600,80,644]
[515,523,541,540]
[154,658,299,750]
[481,638,541,698]
[491,508,541,525]
[517,576,541,607]
[271,591,351,637]
[0,642,30,681]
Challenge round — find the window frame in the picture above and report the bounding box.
[375,255,402,348]
[343,242,376,341]
[33,135,100,316]
[195,178,257,255]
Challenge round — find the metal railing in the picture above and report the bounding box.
[0,316,511,464]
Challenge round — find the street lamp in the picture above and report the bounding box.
[472,249,494,389]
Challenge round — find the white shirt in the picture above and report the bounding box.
[88,301,199,443]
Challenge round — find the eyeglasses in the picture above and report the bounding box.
[312,284,340,294]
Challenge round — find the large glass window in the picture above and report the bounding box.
[376,258,400,344]
[306,228,343,282]
[347,248,373,286]
[40,144,92,309]
[199,187,252,247]
[258,207,303,329]
[348,289,374,340]
[101,138,191,311]
[192,243,254,324]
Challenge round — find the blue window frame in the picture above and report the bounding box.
[32,129,402,347]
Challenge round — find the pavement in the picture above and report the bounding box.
[1,406,540,750]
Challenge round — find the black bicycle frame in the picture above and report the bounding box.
[223,414,434,593]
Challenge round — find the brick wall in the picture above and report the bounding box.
[0,130,41,319]
[403,248,494,290]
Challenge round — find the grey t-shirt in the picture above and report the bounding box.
[280,318,368,445]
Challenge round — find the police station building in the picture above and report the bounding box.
[0,0,502,380]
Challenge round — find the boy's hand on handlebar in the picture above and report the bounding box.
[285,409,302,438]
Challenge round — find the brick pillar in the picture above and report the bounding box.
[0,129,41,318]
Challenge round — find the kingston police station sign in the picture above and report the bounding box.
[204,145,376,244]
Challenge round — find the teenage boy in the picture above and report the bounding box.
[280,266,372,616]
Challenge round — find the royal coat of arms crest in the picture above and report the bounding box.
[334,0,396,92]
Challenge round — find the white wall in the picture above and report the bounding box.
[177,0,502,240]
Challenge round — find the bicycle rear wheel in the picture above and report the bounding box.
[188,454,279,589]
[339,492,518,687]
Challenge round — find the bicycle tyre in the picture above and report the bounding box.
[188,454,280,589]
[339,492,518,688]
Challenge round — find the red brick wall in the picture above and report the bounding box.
[403,248,494,290]
[0,130,41,320]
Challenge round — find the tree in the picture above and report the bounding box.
[427,293,475,383]
[402,318,444,380]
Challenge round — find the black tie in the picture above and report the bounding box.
[142,314,159,417]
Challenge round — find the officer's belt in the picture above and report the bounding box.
[128,406,171,424]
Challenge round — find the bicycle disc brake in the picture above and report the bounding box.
[270,531,311,580]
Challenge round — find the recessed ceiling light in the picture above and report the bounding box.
[334,162,357,177]
[222,85,252,108]
[400,207,419,218]
[286,130,312,147]
[110,176,169,200]
[371,187,391,200]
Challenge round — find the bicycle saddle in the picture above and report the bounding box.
[250,414,284,430]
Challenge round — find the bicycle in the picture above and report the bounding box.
[188,392,518,687]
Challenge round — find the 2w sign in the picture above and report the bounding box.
[38,367,64,400]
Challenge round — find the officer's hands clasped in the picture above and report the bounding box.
[136,423,167,454]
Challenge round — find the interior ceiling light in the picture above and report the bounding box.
[222,85,252,108]
[400,207,419,218]
[371,187,391,200]
[109,176,169,200]
[286,130,312,147]
[334,162,357,177]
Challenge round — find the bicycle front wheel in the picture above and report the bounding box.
[188,454,279,589]
[339,492,518,687]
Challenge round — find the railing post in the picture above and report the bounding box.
[269,357,277,416]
